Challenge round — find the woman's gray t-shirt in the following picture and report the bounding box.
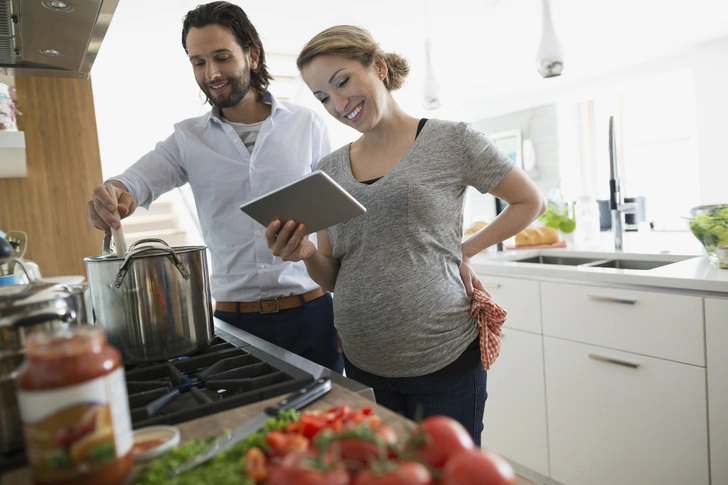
[319,119,515,377]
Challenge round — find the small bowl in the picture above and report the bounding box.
[687,204,728,266]
[131,425,180,463]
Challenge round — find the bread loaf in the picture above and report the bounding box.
[515,226,560,247]
[464,221,488,236]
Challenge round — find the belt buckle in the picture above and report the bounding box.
[258,298,279,314]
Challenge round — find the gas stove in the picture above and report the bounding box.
[125,327,315,429]
[0,327,315,472]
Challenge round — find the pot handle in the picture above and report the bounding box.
[114,245,190,288]
[12,307,77,328]
[128,238,172,252]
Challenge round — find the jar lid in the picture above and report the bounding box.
[131,425,181,463]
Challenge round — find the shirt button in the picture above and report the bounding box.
[258,264,265,269]
[233,138,239,143]
[262,291,268,297]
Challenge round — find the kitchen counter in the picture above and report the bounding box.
[471,248,728,295]
[0,319,380,484]
[1,382,410,485]
[214,318,375,401]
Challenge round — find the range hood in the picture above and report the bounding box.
[0,0,119,79]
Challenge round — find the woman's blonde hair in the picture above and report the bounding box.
[297,25,409,91]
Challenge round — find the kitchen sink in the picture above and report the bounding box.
[513,255,601,266]
[588,259,674,270]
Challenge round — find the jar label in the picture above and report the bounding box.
[17,368,132,481]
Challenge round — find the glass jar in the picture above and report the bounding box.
[573,195,601,249]
[15,326,133,485]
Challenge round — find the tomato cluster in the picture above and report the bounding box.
[242,405,517,485]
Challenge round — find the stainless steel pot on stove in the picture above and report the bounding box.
[84,237,213,365]
[0,282,84,454]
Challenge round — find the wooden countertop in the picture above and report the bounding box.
[2,383,412,485]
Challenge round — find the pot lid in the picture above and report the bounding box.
[0,283,80,325]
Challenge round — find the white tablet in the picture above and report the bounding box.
[240,170,366,235]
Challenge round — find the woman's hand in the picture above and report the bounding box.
[459,256,488,299]
[265,220,317,262]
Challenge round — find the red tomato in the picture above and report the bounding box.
[268,452,351,485]
[336,424,397,464]
[440,448,517,485]
[353,461,433,485]
[300,413,333,439]
[410,416,474,468]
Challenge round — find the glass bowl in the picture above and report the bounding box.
[687,204,728,265]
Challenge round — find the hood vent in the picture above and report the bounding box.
[0,0,119,79]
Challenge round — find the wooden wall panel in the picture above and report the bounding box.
[0,76,103,278]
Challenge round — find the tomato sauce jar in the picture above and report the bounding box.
[15,326,133,485]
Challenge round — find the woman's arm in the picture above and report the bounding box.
[265,221,340,292]
[462,166,547,259]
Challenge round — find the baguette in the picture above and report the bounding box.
[515,226,561,247]
[464,221,488,236]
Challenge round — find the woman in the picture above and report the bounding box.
[266,25,545,444]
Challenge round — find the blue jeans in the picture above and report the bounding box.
[343,356,487,445]
[215,292,344,374]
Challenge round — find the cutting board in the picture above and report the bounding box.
[1,383,413,485]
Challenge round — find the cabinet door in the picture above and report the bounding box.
[544,337,709,485]
[706,297,728,484]
[482,328,549,476]
[476,274,541,333]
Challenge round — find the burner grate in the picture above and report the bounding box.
[126,330,314,428]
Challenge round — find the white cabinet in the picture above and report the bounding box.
[544,336,709,485]
[482,328,549,476]
[706,297,728,484]
[477,275,541,333]
[541,282,705,366]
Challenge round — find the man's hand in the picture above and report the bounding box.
[265,220,317,262]
[86,182,137,232]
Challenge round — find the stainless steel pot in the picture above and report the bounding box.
[0,283,84,454]
[84,237,213,364]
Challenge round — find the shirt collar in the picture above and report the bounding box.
[206,91,290,126]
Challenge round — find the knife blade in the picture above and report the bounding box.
[169,376,332,477]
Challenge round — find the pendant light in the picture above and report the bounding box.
[536,0,564,78]
[421,0,440,109]
[422,39,441,110]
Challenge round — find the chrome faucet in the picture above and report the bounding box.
[608,116,637,251]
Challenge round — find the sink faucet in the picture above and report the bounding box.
[608,116,637,251]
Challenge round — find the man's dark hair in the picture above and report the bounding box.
[182,1,272,100]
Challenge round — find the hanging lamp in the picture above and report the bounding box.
[421,0,440,110]
[422,38,441,110]
[536,0,564,78]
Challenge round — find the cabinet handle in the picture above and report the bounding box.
[586,294,637,305]
[588,353,640,369]
[481,282,502,289]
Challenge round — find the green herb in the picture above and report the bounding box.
[133,409,299,485]
[539,203,576,234]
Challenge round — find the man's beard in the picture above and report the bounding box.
[203,69,252,109]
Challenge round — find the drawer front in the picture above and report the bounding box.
[476,274,541,333]
[541,282,704,366]
[545,337,709,485]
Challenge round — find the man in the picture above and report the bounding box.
[86,1,342,372]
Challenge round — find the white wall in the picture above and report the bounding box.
[449,36,728,206]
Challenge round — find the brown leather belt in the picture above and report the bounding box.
[215,288,327,314]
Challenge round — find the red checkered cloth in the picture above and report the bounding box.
[470,288,508,370]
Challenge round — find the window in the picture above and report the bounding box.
[580,69,699,231]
